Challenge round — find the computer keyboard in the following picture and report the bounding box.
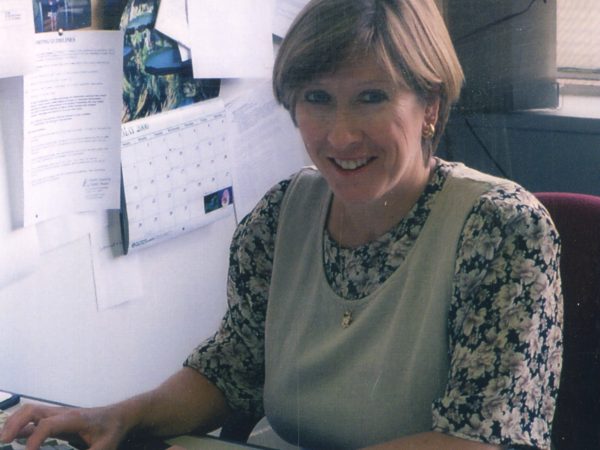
[0,410,78,450]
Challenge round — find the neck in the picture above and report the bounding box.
[328,158,435,248]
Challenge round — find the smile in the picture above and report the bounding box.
[332,157,373,171]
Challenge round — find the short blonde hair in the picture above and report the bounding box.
[273,0,464,154]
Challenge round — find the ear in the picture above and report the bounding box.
[424,96,440,126]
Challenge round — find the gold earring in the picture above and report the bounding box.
[422,123,435,140]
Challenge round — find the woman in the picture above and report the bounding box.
[0,0,562,449]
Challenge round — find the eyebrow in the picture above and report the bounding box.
[305,79,393,87]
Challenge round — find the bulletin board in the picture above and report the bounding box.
[0,0,308,406]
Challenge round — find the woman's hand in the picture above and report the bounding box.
[0,403,130,450]
[0,369,230,450]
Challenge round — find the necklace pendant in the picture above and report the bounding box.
[341,310,353,328]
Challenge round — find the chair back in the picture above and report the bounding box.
[535,192,600,450]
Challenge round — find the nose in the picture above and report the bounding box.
[327,109,363,150]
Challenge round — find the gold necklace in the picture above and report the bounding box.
[341,310,353,328]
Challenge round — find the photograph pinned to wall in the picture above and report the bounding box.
[32,0,92,33]
[121,0,220,122]
[204,186,233,214]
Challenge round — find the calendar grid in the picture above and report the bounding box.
[121,101,233,252]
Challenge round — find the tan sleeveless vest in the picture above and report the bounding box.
[264,165,510,449]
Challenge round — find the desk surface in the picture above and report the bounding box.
[1,394,270,450]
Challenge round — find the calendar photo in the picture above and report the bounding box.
[120,98,234,253]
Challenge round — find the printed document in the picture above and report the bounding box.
[227,81,307,219]
[0,0,34,78]
[23,31,123,225]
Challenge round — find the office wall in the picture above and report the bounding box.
[0,76,308,407]
[0,207,236,407]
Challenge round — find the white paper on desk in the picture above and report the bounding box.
[0,227,40,288]
[187,0,274,79]
[0,0,35,78]
[156,0,191,49]
[227,80,307,219]
[273,0,309,38]
[90,211,143,311]
[23,30,123,226]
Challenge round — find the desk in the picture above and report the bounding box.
[1,394,271,450]
[123,434,272,450]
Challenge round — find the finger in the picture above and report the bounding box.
[1,404,60,443]
[13,423,36,439]
[24,410,88,450]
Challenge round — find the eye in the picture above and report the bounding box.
[303,89,331,104]
[358,89,389,104]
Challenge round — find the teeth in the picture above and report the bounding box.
[334,158,370,170]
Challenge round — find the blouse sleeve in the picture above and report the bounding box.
[184,179,291,420]
[432,185,563,449]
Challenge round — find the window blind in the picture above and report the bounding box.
[557,0,600,76]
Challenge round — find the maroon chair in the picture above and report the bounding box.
[535,192,600,450]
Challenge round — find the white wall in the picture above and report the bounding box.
[0,213,235,407]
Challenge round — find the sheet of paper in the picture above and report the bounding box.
[36,211,108,254]
[0,0,35,78]
[0,113,40,288]
[155,0,191,49]
[23,30,123,226]
[121,98,234,253]
[187,0,274,79]
[227,80,308,219]
[273,0,309,38]
[90,211,144,310]
[0,93,17,233]
[179,44,191,62]
[0,77,24,228]
[0,227,40,289]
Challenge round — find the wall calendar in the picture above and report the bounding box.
[120,98,234,253]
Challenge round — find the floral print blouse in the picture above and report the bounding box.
[185,158,563,449]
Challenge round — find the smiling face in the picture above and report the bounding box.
[294,54,439,209]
